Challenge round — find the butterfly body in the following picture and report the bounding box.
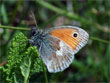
[29,29,46,49]
[29,26,89,73]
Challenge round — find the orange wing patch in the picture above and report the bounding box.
[50,28,81,50]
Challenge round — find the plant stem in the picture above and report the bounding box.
[41,60,48,83]
[0,25,30,31]
[0,25,109,44]
[90,36,110,44]
[36,0,110,33]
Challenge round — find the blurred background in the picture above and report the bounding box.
[0,0,110,82]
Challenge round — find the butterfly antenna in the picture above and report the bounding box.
[30,11,38,29]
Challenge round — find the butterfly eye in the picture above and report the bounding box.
[73,32,78,38]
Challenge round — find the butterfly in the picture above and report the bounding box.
[29,26,89,73]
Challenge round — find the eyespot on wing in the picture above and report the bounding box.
[50,27,89,52]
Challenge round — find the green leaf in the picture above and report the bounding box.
[0,32,44,83]
[20,55,31,83]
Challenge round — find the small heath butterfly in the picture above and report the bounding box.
[29,26,89,73]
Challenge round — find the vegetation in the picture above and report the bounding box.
[0,0,109,82]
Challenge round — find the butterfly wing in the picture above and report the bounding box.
[40,26,89,73]
[47,26,89,54]
[39,35,74,73]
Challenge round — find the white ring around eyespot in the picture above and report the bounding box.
[72,32,79,38]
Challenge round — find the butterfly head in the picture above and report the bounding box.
[29,28,46,48]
